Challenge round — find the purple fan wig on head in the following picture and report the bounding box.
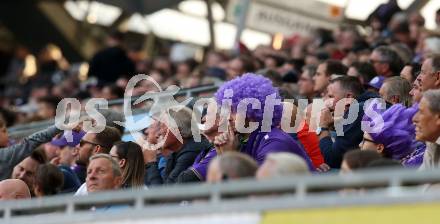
[214,73,283,126]
[362,98,387,133]
[363,104,418,161]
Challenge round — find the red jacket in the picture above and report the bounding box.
[297,121,324,168]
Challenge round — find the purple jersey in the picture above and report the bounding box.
[241,128,314,170]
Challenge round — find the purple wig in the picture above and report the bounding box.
[363,104,418,161]
[215,73,283,126]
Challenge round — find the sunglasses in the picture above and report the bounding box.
[79,139,101,147]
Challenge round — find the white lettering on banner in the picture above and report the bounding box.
[227,0,337,35]
[258,0,344,21]
[248,3,336,35]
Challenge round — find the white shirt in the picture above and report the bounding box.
[74,183,148,196]
[74,183,88,196]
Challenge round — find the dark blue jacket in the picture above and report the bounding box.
[59,165,81,193]
[319,91,379,168]
[72,164,86,184]
[145,138,211,186]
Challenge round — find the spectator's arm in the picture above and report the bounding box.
[0,126,62,180]
[144,162,163,186]
[176,169,201,183]
[320,122,363,169]
[164,151,199,185]
[177,148,216,183]
[319,136,342,169]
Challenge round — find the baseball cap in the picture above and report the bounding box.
[51,131,86,147]
[368,76,385,90]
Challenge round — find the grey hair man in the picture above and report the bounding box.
[256,153,310,180]
[144,106,212,186]
[86,154,122,193]
[207,152,258,183]
[419,54,440,92]
[413,89,440,170]
[379,76,412,106]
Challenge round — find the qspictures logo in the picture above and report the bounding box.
[55,74,388,146]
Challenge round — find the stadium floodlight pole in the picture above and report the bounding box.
[205,0,216,50]
[233,0,251,55]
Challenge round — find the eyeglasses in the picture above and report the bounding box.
[79,139,101,147]
[110,154,120,160]
[360,137,376,147]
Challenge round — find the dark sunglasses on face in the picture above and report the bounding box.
[79,139,101,147]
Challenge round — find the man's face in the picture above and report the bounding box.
[0,125,8,148]
[413,97,440,142]
[436,12,440,27]
[101,87,117,100]
[86,158,121,193]
[218,112,239,134]
[400,65,413,83]
[298,70,315,97]
[326,82,346,111]
[11,157,40,190]
[145,120,162,145]
[227,58,244,80]
[59,146,76,166]
[379,82,389,103]
[369,50,387,76]
[37,102,55,120]
[420,58,440,92]
[44,143,60,161]
[409,78,423,103]
[76,133,97,165]
[347,67,358,77]
[313,63,329,94]
[201,106,220,142]
[160,121,179,155]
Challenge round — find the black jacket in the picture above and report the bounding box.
[145,138,211,186]
[88,46,135,84]
[319,91,380,168]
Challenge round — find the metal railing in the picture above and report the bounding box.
[1,168,440,224]
[7,84,220,139]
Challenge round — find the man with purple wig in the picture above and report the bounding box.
[213,73,314,170]
[361,104,425,167]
